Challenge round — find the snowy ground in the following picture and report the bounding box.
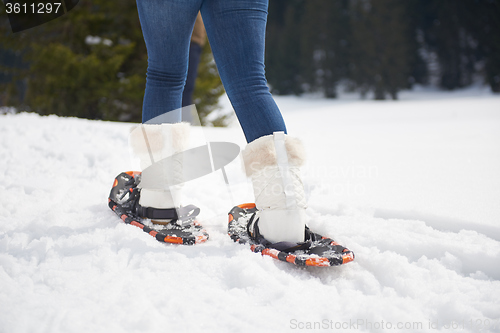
[1,87,500,333]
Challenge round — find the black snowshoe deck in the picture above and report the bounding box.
[108,171,208,245]
[228,203,354,267]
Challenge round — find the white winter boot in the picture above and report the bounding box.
[242,131,307,244]
[129,122,190,224]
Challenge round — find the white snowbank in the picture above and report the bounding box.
[1,88,500,333]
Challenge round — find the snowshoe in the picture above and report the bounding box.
[228,203,354,267]
[108,171,208,245]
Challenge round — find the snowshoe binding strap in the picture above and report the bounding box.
[108,172,208,245]
[228,203,355,267]
[247,214,312,252]
[135,204,200,224]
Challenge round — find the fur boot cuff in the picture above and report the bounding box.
[242,133,306,177]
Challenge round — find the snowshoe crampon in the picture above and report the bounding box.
[108,171,208,245]
[228,203,354,267]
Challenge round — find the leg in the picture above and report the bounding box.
[182,41,203,108]
[136,0,202,123]
[133,0,200,217]
[201,0,286,143]
[202,0,305,243]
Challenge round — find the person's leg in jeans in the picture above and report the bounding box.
[135,0,305,244]
[201,0,306,244]
[182,11,206,114]
[181,41,202,123]
[137,0,286,138]
[200,0,286,143]
[136,0,202,124]
[133,1,204,231]
[182,41,202,108]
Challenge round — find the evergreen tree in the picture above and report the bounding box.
[266,0,305,95]
[0,1,224,122]
[1,0,145,120]
[405,0,430,86]
[301,0,350,98]
[264,0,500,97]
[192,42,225,126]
[465,0,500,92]
[349,0,412,100]
[419,0,478,90]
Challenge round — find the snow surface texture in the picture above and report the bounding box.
[1,87,500,333]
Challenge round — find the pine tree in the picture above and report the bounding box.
[430,1,476,89]
[1,0,145,120]
[0,1,224,122]
[300,0,350,98]
[192,42,225,126]
[464,0,500,93]
[266,0,305,95]
[349,0,412,100]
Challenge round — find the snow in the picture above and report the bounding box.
[85,35,113,46]
[1,87,500,333]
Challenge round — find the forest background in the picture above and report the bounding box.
[1,0,499,124]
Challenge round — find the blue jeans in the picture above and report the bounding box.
[136,0,287,143]
[182,42,202,109]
